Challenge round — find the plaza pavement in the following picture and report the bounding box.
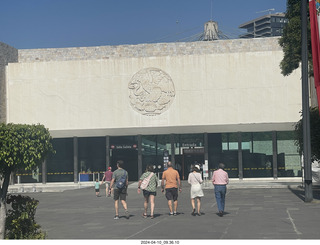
[9,179,320,241]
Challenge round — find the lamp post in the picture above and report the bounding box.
[301,0,313,202]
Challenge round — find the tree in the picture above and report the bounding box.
[279,0,313,76]
[0,123,54,239]
[5,195,46,239]
[294,107,320,161]
[280,1,320,160]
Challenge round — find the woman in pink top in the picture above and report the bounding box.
[212,163,229,217]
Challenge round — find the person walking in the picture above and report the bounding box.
[94,179,101,197]
[110,160,129,220]
[101,166,113,197]
[137,165,158,219]
[161,161,181,216]
[187,165,204,216]
[212,163,229,217]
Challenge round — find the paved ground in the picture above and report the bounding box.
[11,180,320,241]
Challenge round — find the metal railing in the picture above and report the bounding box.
[78,172,103,182]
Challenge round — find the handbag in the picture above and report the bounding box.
[193,173,202,185]
[140,172,154,190]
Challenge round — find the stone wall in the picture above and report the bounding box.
[18,37,282,63]
[7,37,301,138]
[0,42,18,123]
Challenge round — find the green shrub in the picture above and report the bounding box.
[5,195,46,239]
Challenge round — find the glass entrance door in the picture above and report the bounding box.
[111,149,138,181]
[110,136,138,181]
[182,148,204,180]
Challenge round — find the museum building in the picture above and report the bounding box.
[0,37,303,183]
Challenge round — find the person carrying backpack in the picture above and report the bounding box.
[110,160,129,220]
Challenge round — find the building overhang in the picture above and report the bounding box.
[49,122,297,138]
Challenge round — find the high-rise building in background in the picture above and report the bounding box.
[239,13,287,39]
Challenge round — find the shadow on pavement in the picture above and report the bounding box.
[288,185,320,202]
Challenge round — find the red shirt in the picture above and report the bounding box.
[104,170,113,181]
[212,169,229,185]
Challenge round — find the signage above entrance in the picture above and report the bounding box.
[183,148,204,154]
[110,144,137,150]
[182,143,198,147]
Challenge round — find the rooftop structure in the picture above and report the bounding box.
[239,13,287,39]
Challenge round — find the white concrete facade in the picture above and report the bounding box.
[5,38,302,138]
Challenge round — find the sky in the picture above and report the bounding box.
[0,0,287,49]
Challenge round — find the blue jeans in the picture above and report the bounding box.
[214,185,227,212]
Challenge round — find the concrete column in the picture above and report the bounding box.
[42,159,47,184]
[238,132,243,179]
[170,134,175,166]
[73,136,78,183]
[204,133,208,163]
[272,131,278,179]
[106,136,110,169]
[138,135,142,178]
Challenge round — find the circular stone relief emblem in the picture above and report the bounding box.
[128,67,175,116]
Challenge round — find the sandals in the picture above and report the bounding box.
[143,213,155,219]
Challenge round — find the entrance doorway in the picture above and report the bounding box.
[111,149,138,181]
[182,148,204,180]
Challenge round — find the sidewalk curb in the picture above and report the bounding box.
[8,178,313,193]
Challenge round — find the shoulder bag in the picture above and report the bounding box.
[140,172,154,190]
